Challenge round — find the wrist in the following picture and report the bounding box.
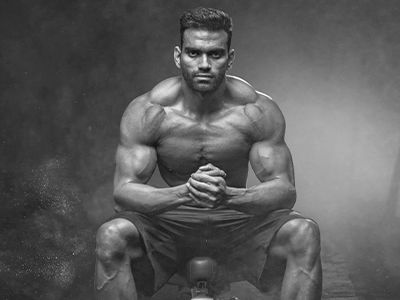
[223,186,246,205]
[176,183,193,204]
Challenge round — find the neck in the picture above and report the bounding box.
[181,77,227,116]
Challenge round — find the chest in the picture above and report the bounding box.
[156,110,252,174]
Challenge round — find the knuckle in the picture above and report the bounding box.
[210,184,217,191]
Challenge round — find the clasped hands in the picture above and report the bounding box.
[186,163,227,208]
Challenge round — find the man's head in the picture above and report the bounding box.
[180,7,233,50]
[174,7,235,94]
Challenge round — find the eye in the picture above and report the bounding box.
[208,51,225,59]
[209,51,223,59]
[187,50,199,57]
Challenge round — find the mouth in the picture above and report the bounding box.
[194,74,214,79]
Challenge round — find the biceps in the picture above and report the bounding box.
[249,141,294,183]
[114,144,157,186]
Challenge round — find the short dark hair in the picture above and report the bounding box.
[180,7,233,49]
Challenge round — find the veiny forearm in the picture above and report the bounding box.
[114,182,192,215]
[224,179,296,215]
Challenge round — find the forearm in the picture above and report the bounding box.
[224,179,296,215]
[114,182,192,215]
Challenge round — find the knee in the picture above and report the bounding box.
[96,218,141,263]
[284,218,321,258]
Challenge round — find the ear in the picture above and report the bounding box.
[227,48,235,69]
[174,46,181,69]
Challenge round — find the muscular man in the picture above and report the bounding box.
[95,7,321,300]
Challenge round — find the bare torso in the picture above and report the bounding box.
[142,76,268,188]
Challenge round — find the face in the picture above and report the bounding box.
[174,28,234,93]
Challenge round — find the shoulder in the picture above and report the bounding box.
[120,77,181,145]
[148,76,181,106]
[120,96,163,146]
[225,76,277,112]
[225,75,284,141]
[244,92,285,142]
[226,75,259,105]
[245,93,283,123]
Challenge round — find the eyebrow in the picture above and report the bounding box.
[184,47,226,53]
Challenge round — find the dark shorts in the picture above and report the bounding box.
[114,206,304,296]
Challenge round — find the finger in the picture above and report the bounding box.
[189,178,219,193]
[196,164,226,177]
[191,173,220,184]
[188,193,214,208]
[201,169,226,177]
[199,163,216,171]
[187,182,212,200]
[187,182,219,204]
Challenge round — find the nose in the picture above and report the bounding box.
[199,54,211,71]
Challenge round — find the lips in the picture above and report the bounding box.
[194,74,214,79]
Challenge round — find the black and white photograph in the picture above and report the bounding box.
[1,1,400,299]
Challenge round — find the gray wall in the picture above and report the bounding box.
[1,0,400,298]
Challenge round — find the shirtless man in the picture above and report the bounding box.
[95,7,322,300]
